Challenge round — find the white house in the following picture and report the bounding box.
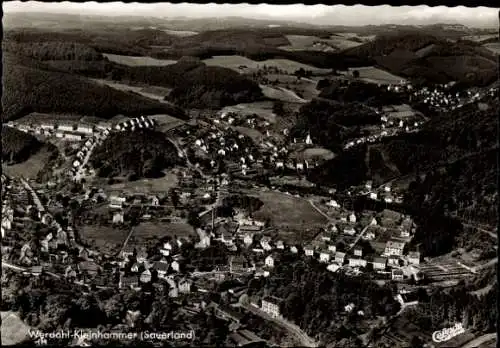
[265,255,275,268]
[243,234,254,246]
[327,200,340,208]
[305,133,313,145]
[384,240,406,256]
[328,244,337,253]
[112,211,124,224]
[178,279,192,294]
[276,240,284,250]
[335,252,346,264]
[373,257,387,270]
[319,251,332,263]
[407,251,421,265]
[290,246,298,254]
[369,192,378,200]
[304,246,315,256]
[353,247,363,257]
[365,181,373,190]
[349,213,357,223]
[348,257,367,268]
[261,296,283,318]
[327,263,340,273]
[343,227,356,236]
[171,260,180,273]
[392,269,404,281]
[370,217,378,226]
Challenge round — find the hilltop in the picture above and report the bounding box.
[344,33,498,85]
[90,129,181,179]
[1,127,45,164]
[1,53,187,121]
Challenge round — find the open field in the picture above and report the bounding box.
[160,29,198,37]
[233,126,265,144]
[103,53,177,66]
[221,101,277,123]
[265,74,321,101]
[2,146,53,179]
[80,225,129,252]
[483,43,500,55]
[279,34,366,52]
[101,172,178,195]
[301,147,336,161]
[247,190,328,242]
[91,78,173,102]
[1,311,30,345]
[133,221,195,241]
[202,55,331,74]
[260,85,308,103]
[148,114,186,132]
[341,66,405,85]
[462,34,498,42]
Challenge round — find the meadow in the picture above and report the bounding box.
[91,79,172,102]
[260,85,308,103]
[202,55,331,74]
[103,53,177,66]
[103,171,178,195]
[2,146,54,179]
[248,190,328,243]
[342,66,405,84]
[133,221,196,240]
[279,34,367,52]
[160,29,198,37]
[221,101,277,123]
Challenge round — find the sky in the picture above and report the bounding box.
[3,2,499,27]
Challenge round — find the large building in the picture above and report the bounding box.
[261,296,283,319]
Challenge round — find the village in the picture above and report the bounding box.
[2,77,498,347]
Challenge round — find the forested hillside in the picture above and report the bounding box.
[90,129,181,179]
[2,54,187,121]
[2,127,45,164]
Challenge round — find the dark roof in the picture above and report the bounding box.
[153,261,170,272]
[400,292,420,303]
[262,295,283,305]
[121,275,138,286]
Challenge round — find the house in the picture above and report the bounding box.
[349,213,357,223]
[400,228,411,238]
[304,245,315,257]
[353,247,363,257]
[327,263,341,273]
[109,196,126,209]
[230,256,249,273]
[290,246,298,254]
[392,269,404,281]
[222,232,234,245]
[112,211,124,224]
[136,248,148,263]
[153,260,169,279]
[171,260,180,273]
[314,248,329,262]
[384,240,406,256]
[150,196,160,206]
[407,251,421,265]
[243,233,254,247]
[370,217,378,226]
[373,257,387,270]
[119,274,139,289]
[328,244,337,253]
[335,252,346,265]
[261,296,283,318]
[396,292,419,307]
[365,181,373,190]
[276,240,284,250]
[31,266,43,276]
[343,227,356,236]
[344,303,355,313]
[260,236,272,251]
[388,255,401,267]
[178,278,192,293]
[215,304,245,323]
[348,257,367,268]
[265,255,275,268]
[140,269,152,283]
[327,200,340,208]
[369,192,378,200]
[64,133,82,141]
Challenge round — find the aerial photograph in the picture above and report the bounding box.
[1,2,498,347]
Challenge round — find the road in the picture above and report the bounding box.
[307,199,333,222]
[241,304,319,348]
[166,136,208,179]
[347,224,371,251]
[461,333,497,348]
[118,226,136,256]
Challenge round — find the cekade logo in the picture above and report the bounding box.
[432,323,465,343]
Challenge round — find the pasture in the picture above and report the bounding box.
[265,74,320,101]
[202,55,331,74]
[247,190,328,243]
[221,101,277,123]
[279,34,366,52]
[1,311,30,345]
[343,66,405,85]
[103,172,178,195]
[133,221,196,241]
[161,29,198,37]
[103,53,177,66]
[260,85,308,103]
[80,225,128,253]
[232,126,265,144]
[2,146,53,179]
[148,114,186,133]
[301,147,336,161]
[484,43,500,55]
[91,79,172,102]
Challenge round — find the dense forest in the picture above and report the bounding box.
[249,253,400,345]
[1,127,45,164]
[291,100,379,152]
[2,54,187,121]
[90,129,181,179]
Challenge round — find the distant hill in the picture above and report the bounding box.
[1,54,187,121]
[2,126,45,164]
[344,33,498,86]
[291,99,380,152]
[90,129,181,179]
[110,58,265,109]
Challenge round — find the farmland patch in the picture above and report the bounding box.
[103,53,177,66]
[260,85,308,103]
[221,101,277,123]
